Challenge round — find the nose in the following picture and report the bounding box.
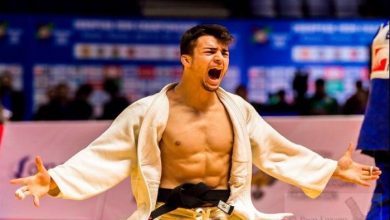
[213,52,223,64]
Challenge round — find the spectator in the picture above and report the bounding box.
[99,78,129,120]
[34,83,71,120]
[291,70,310,115]
[67,83,94,120]
[308,78,339,115]
[234,84,248,101]
[234,84,267,114]
[342,80,369,114]
[0,71,25,121]
[268,89,292,114]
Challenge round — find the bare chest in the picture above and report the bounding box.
[161,105,234,155]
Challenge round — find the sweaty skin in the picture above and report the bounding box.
[159,35,233,190]
[159,88,234,189]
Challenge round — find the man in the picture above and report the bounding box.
[357,22,389,220]
[307,78,339,115]
[0,71,25,121]
[11,24,380,220]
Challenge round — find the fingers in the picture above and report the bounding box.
[15,185,41,207]
[14,186,42,208]
[10,177,27,185]
[35,156,46,173]
[357,180,371,187]
[362,166,381,174]
[361,170,382,177]
[15,186,32,200]
[359,165,381,183]
[346,142,356,157]
[33,195,40,207]
[15,188,26,200]
[361,175,380,181]
[358,171,381,186]
[19,186,29,192]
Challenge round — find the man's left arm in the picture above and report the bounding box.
[245,102,380,198]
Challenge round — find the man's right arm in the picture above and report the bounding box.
[46,101,144,200]
[11,98,149,204]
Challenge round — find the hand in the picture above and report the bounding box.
[333,143,381,187]
[10,156,51,207]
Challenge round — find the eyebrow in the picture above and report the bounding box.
[203,47,229,53]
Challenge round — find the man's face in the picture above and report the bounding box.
[184,35,230,92]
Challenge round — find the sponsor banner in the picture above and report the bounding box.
[0,121,135,220]
[0,15,385,119]
[0,117,375,219]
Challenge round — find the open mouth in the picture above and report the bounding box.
[208,68,222,80]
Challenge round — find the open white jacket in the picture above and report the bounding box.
[48,83,337,220]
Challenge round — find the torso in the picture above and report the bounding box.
[159,89,234,189]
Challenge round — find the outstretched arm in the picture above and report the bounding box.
[332,143,381,186]
[246,100,381,198]
[10,156,59,207]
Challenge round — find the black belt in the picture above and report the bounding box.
[149,182,233,219]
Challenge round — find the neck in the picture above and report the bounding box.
[173,80,219,111]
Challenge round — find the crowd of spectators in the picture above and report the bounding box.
[33,78,130,121]
[0,69,372,121]
[235,71,369,117]
[0,68,373,121]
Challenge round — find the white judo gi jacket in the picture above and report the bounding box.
[48,83,337,220]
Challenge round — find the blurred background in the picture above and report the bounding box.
[0,0,388,121]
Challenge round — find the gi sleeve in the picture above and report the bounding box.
[246,103,337,198]
[48,101,146,200]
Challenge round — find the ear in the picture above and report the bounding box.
[180,55,192,67]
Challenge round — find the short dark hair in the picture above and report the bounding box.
[180,24,234,56]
